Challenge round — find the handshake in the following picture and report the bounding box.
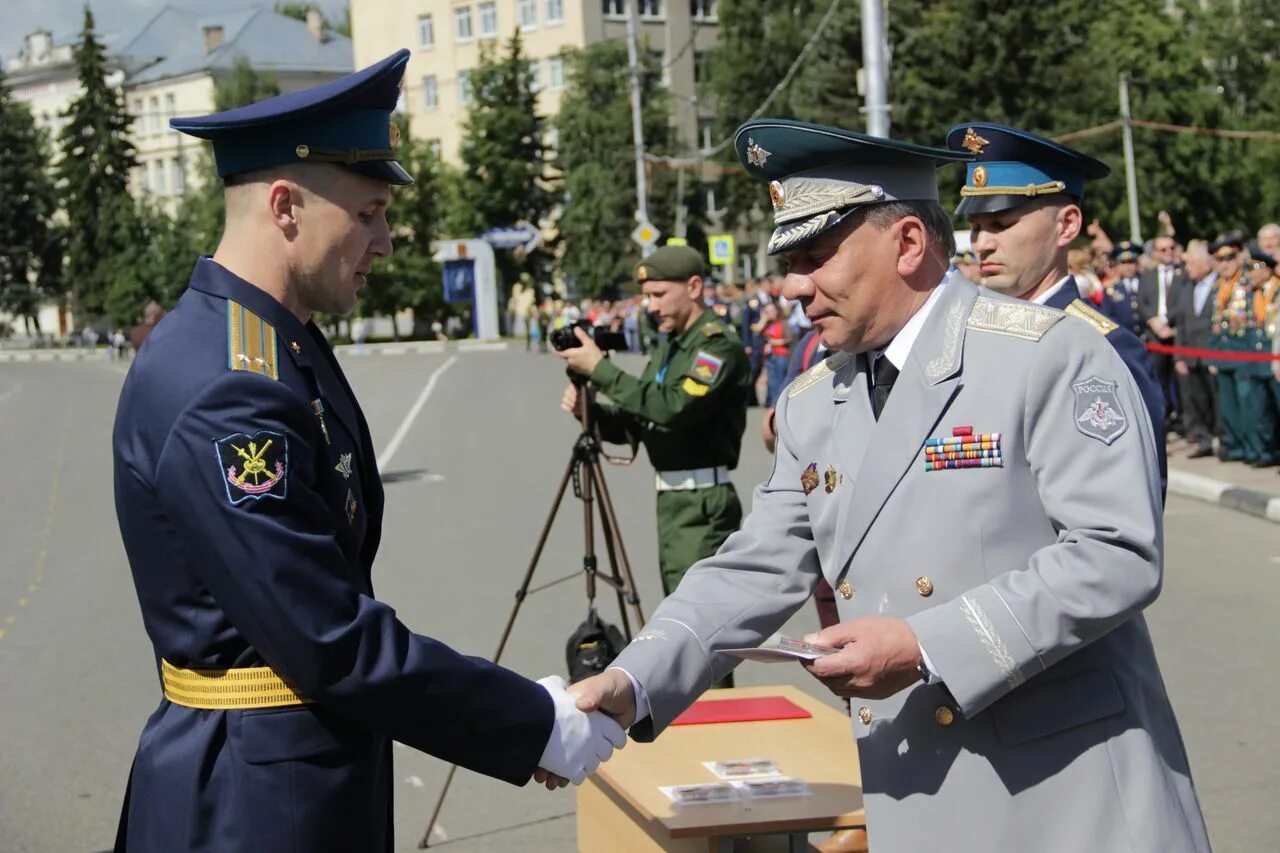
[533,672,636,790]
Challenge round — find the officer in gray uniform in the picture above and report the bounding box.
[569,119,1210,853]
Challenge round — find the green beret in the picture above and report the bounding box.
[636,245,705,283]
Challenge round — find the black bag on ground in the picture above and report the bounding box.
[566,609,626,682]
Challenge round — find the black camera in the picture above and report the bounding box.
[549,319,628,352]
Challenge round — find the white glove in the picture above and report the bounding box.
[536,675,626,784]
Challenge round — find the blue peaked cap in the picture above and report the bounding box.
[171,49,413,186]
[946,122,1110,216]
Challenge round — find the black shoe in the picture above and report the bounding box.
[1188,446,1214,459]
[1251,458,1278,468]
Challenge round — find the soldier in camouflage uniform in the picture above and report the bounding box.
[557,247,751,675]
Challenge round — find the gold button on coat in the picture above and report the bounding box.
[838,580,854,600]
[857,706,872,725]
[934,706,955,727]
[915,576,934,596]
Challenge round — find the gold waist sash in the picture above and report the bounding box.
[161,659,310,710]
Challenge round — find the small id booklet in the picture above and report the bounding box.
[719,635,839,663]
[703,758,782,780]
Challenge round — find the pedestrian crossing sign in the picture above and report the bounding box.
[709,235,735,266]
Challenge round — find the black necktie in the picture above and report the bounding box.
[871,356,899,420]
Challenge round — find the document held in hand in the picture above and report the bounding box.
[719,635,839,663]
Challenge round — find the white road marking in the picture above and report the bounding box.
[377,355,458,471]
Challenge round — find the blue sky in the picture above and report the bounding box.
[4,0,347,61]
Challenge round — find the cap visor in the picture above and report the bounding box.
[954,194,1028,216]
[348,159,414,186]
[767,207,860,255]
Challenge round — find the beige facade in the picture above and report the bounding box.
[351,0,720,163]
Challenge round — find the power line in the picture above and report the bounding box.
[647,0,845,167]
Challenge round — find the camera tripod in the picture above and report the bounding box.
[420,370,647,848]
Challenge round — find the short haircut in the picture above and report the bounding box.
[861,200,957,259]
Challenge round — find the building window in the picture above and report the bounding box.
[547,56,565,90]
[148,96,160,133]
[693,50,709,84]
[422,75,439,109]
[547,0,564,23]
[454,6,473,40]
[602,0,625,17]
[698,118,713,152]
[479,2,498,36]
[690,0,716,19]
[638,0,662,17]
[517,0,537,29]
[130,98,143,129]
[170,158,185,196]
[418,14,434,48]
[426,139,442,158]
[527,60,542,93]
[164,93,176,121]
[150,160,166,195]
[458,71,473,105]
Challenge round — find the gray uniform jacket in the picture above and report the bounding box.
[612,274,1210,852]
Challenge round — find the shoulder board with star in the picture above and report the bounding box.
[702,321,724,338]
[966,296,1063,342]
[1064,299,1119,335]
[226,300,280,380]
[787,351,852,399]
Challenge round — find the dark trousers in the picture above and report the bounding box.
[657,484,743,688]
[1151,350,1179,430]
[814,579,839,630]
[1216,367,1244,460]
[1177,363,1217,450]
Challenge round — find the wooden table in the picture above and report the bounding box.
[576,685,864,853]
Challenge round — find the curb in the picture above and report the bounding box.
[0,340,509,363]
[1167,468,1280,524]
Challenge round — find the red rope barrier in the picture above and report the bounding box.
[1146,342,1280,362]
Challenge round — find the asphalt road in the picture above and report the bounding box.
[0,348,1276,852]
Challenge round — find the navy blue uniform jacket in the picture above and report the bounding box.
[112,259,553,852]
[1045,277,1167,498]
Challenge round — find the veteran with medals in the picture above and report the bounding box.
[111,50,623,852]
[570,119,1210,852]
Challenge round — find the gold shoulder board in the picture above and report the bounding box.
[227,300,280,380]
[967,296,1063,342]
[787,351,851,398]
[702,322,724,337]
[1064,299,1119,335]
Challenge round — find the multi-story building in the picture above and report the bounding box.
[5,6,354,211]
[1,7,355,335]
[350,0,721,164]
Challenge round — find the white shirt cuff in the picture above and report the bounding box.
[609,666,651,725]
[919,643,943,684]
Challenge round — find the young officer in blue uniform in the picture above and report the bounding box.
[111,50,622,853]
[947,122,1166,496]
[1101,241,1148,337]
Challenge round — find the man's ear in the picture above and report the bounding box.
[268,180,300,236]
[687,275,704,301]
[1058,203,1084,247]
[894,215,929,277]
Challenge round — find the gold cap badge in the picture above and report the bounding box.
[962,128,990,155]
[295,144,310,159]
[636,265,648,280]
[388,121,401,151]
[972,165,988,188]
[768,180,785,210]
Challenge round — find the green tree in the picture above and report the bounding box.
[451,30,548,235]
[555,41,677,296]
[56,4,137,320]
[0,66,58,335]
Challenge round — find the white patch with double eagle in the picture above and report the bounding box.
[1072,376,1128,445]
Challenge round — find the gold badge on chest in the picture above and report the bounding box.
[823,465,839,493]
[800,462,819,495]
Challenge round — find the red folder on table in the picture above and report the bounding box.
[671,695,812,726]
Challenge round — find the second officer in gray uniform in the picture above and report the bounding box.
[570,119,1210,853]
